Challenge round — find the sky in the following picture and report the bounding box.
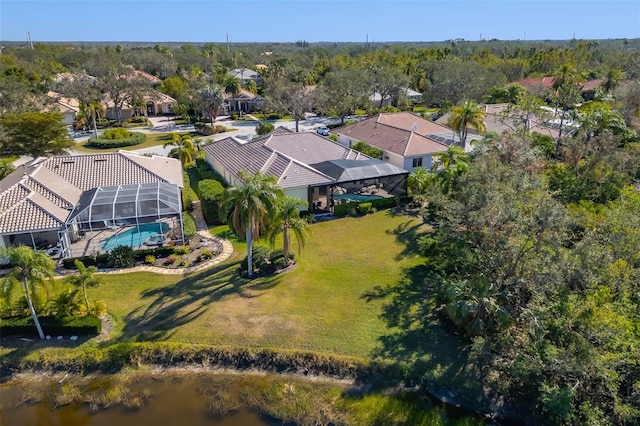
[1,0,639,43]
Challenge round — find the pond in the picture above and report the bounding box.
[0,372,488,426]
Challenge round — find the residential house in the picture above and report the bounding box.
[46,91,80,126]
[103,91,177,120]
[225,89,264,113]
[202,127,408,213]
[0,152,184,260]
[516,76,606,97]
[369,88,423,108]
[228,68,260,84]
[435,103,561,140]
[333,112,452,171]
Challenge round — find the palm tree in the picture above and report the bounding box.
[432,145,469,194]
[448,101,486,150]
[266,196,310,261]
[63,260,103,314]
[163,133,196,166]
[1,246,55,339]
[445,280,511,337]
[244,79,258,94]
[224,75,242,117]
[407,167,436,205]
[221,171,282,277]
[552,64,579,91]
[199,85,225,125]
[602,68,625,93]
[552,64,582,140]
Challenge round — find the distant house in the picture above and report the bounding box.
[144,92,177,116]
[225,89,263,113]
[102,91,176,120]
[202,127,408,213]
[46,91,80,125]
[333,112,453,171]
[228,68,259,84]
[369,88,423,108]
[435,103,561,140]
[0,152,184,260]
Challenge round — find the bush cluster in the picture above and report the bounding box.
[1,315,102,337]
[86,131,146,148]
[197,124,227,136]
[333,197,400,216]
[63,246,177,269]
[240,246,294,277]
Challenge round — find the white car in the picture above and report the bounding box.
[316,126,330,136]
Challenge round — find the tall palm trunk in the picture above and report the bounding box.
[22,277,44,339]
[82,283,91,313]
[246,223,254,278]
[283,223,290,260]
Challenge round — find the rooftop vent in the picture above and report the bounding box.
[411,123,418,132]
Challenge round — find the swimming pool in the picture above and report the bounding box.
[333,193,383,203]
[101,223,170,251]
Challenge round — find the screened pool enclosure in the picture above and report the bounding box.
[59,182,184,258]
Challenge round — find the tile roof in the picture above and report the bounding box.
[334,112,449,156]
[264,132,369,164]
[0,152,183,235]
[202,136,334,189]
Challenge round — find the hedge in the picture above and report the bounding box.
[333,197,400,216]
[63,247,176,269]
[182,212,197,237]
[198,179,225,225]
[333,201,359,216]
[86,132,146,148]
[1,315,102,337]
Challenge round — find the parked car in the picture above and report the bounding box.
[316,126,330,136]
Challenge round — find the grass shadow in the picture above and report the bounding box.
[111,261,284,343]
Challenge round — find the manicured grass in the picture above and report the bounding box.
[73,131,197,153]
[35,211,424,357]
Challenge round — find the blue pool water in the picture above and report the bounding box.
[333,193,383,203]
[101,223,170,251]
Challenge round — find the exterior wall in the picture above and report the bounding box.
[403,154,433,172]
[62,112,76,125]
[204,151,239,187]
[283,187,309,204]
[106,108,134,121]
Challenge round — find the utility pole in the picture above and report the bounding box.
[27,31,34,49]
[226,34,230,52]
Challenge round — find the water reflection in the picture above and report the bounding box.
[1,372,486,426]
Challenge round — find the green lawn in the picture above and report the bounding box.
[1,155,19,165]
[72,131,198,153]
[51,211,426,357]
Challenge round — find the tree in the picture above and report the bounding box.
[551,64,583,141]
[1,246,55,339]
[266,196,310,261]
[1,112,74,157]
[221,171,282,277]
[406,166,437,205]
[366,66,410,108]
[97,65,152,122]
[432,145,469,194]
[602,68,625,94]
[163,133,195,166]
[199,85,225,125]
[351,141,383,159]
[255,121,275,136]
[224,75,242,116]
[448,101,486,150]
[320,69,370,124]
[63,260,103,314]
[0,161,15,179]
[265,78,316,132]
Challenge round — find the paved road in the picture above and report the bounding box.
[63,114,352,158]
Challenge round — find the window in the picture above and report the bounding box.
[412,157,423,168]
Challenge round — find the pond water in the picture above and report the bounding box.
[0,372,488,426]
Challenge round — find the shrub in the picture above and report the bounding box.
[102,127,131,140]
[109,245,135,268]
[182,213,197,238]
[256,121,275,135]
[273,256,288,270]
[86,131,146,148]
[198,179,225,225]
[333,201,359,216]
[240,246,271,274]
[164,256,176,265]
[370,197,398,210]
[144,255,156,265]
[357,202,372,214]
[201,249,213,260]
[174,245,190,255]
[0,315,102,337]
